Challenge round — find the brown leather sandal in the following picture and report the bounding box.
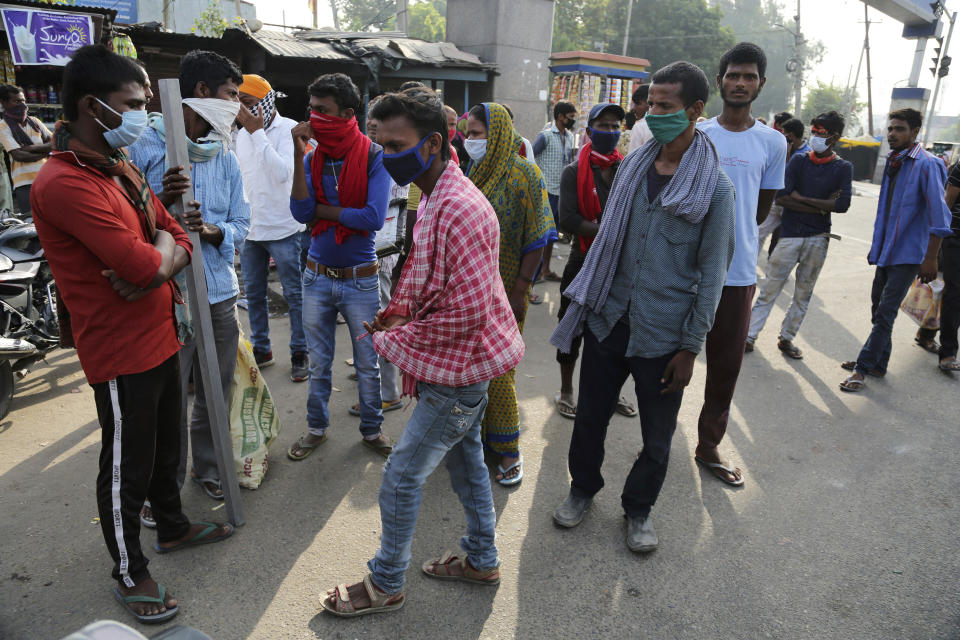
[422,551,500,586]
[320,575,404,617]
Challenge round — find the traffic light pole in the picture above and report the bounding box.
[924,11,956,144]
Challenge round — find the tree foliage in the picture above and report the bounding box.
[191,0,242,37]
[717,0,822,116]
[408,0,446,41]
[551,0,824,116]
[333,0,396,31]
[801,80,862,126]
[551,0,735,86]
[331,0,445,39]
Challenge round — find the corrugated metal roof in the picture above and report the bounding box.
[253,29,494,70]
[248,29,354,62]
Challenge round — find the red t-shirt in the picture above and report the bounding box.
[32,151,193,384]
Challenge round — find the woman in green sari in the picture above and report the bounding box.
[465,102,556,486]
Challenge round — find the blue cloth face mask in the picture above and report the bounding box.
[382,133,436,186]
[95,98,148,149]
[464,138,487,161]
[587,127,621,155]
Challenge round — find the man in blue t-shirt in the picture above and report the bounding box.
[697,42,786,487]
[758,117,811,256]
[746,111,853,357]
[285,73,392,461]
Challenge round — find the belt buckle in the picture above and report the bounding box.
[324,266,341,278]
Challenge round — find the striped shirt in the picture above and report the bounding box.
[0,117,52,189]
[128,126,250,304]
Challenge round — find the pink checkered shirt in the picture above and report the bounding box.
[372,161,524,391]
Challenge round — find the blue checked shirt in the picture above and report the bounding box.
[129,127,250,304]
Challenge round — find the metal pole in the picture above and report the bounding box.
[622,0,634,56]
[793,0,803,115]
[158,79,245,527]
[864,2,875,136]
[396,0,409,34]
[924,11,956,144]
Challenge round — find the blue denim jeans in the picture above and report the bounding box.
[368,381,498,594]
[855,263,920,375]
[302,265,382,437]
[240,233,306,356]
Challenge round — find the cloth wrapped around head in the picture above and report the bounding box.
[240,73,286,124]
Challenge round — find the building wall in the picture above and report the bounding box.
[138,0,257,35]
[446,0,555,139]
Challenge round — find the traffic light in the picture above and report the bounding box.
[932,43,943,76]
[940,55,952,77]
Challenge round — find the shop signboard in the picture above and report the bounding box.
[1,8,95,66]
[75,0,138,25]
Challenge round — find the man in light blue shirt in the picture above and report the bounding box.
[839,108,953,391]
[128,50,250,501]
[697,43,786,487]
[533,100,577,281]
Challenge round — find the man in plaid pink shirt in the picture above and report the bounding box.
[321,88,523,617]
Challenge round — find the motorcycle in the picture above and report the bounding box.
[0,211,59,419]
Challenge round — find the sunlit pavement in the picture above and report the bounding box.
[1,184,957,639]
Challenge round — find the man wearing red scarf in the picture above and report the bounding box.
[553,103,637,420]
[288,73,393,461]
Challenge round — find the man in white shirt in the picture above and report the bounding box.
[696,43,787,487]
[235,74,309,381]
[627,84,652,153]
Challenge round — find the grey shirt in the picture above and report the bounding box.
[586,170,736,357]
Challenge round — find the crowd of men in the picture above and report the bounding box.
[13,37,957,625]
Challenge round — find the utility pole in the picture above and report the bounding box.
[622,0,634,56]
[864,3,875,136]
[793,0,802,115]
[778,1,804,115]
[326,0,335,30]
[924,10,956,144]
[162,0,172,30]
[396,0,409,34]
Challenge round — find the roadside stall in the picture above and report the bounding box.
[548,50,649,138]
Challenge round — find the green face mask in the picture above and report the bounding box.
[645,107,692,145]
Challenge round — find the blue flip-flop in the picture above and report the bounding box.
[496,455,523,487]
[153,521,234,555]
[113,584,179,625]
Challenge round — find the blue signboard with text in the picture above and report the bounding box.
[75,0,138,24]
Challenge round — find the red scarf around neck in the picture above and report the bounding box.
[808,150,836,165]
[309,111,372,243]
[576,141,622,254]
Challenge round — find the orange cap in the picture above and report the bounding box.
[239,74,271,100]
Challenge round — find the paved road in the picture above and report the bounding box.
[1,186,958,639]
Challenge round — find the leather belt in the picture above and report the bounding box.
[306,259,378,279]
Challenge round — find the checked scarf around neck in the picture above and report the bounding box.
[53,121,156,240]
[576,141,622,254]
[886,142,916,177]
[309,110,371,243]
[551,128,720,354]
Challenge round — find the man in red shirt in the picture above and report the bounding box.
[31,45,232,625]
[321,88,524,617]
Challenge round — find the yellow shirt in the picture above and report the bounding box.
[407,182,422,212]
[0,117,51,189]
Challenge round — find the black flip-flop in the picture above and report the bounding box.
[153,521,234,555]
[113,584,179,625]
[915,336,940,354]
[191,475,223,501]
[840,361,885,378]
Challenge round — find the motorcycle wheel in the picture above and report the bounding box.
[0,361,13,420]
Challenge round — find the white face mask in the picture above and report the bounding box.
[809,135,830,154]
[464,138,487,161]
[182,98,241,144]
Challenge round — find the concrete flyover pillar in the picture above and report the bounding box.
[446,0,555,139]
